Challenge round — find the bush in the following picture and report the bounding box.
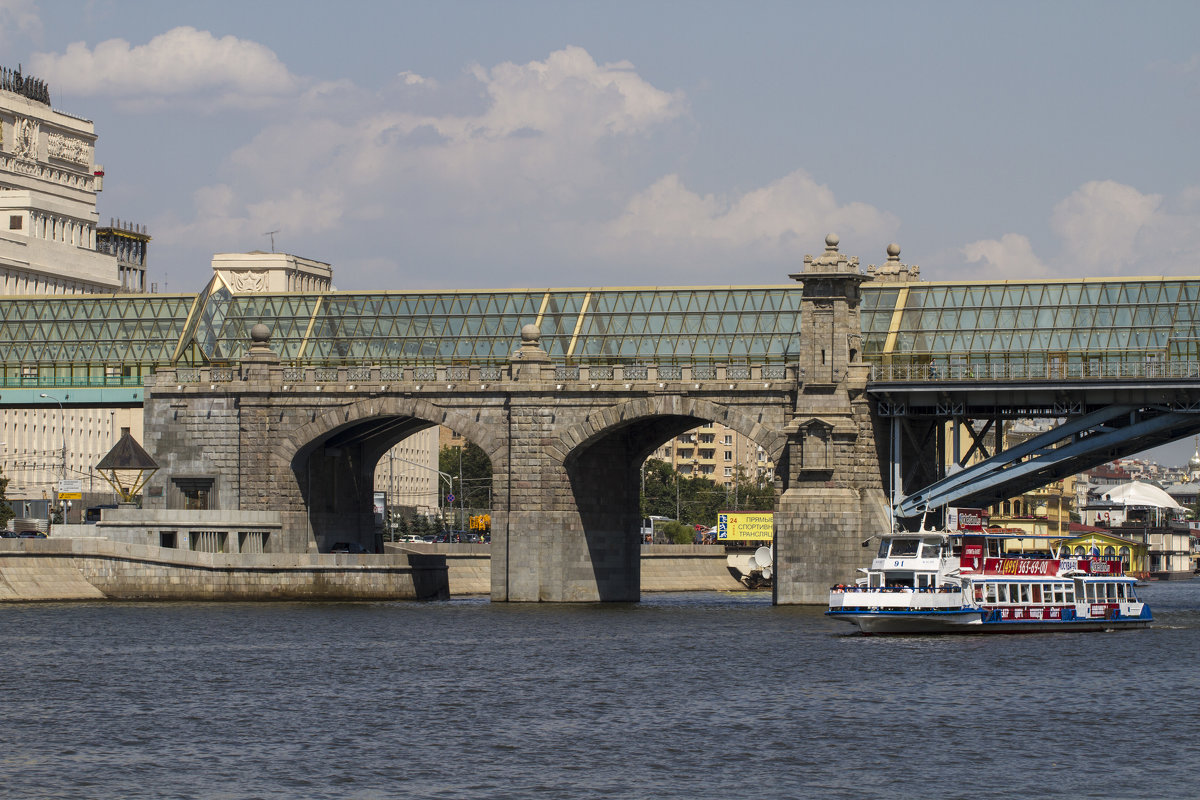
[660,520,696,545]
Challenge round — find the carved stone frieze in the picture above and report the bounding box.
[229,271,268,293]
[47,131,91,166]
[13,116,37,160]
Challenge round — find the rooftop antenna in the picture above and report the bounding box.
[264,229,280,253]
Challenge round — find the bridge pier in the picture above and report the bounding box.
[774,235,891,604]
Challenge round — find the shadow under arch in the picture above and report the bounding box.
[280,397,501,552]
[556,396,789,600]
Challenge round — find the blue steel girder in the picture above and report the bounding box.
[897,404,1200,517]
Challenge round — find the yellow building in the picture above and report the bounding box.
[1052,529,1149,577]
[650,421,774,489]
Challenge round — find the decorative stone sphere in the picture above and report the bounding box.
[825,233,840,249]
[887,242,901,258]
[250,323,271,343]
[521,323,540,344]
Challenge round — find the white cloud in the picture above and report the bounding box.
[961,180,1200,279]
[470,46,682,138]
[398,70,431,87]
[606,171,898,268]
[1051,180,1162,270]
[0,0,41,49]
[29,26,300,108]
[962,233,1049,279]
[126,43,889,286]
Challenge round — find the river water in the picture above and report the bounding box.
[3,580,1198,799]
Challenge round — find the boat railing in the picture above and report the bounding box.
[829,586,966,610]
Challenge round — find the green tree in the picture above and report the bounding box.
[726,466,777,512]
[660,520,696,545]
[639,459,729,527]
[0,467,12,530]
[440,440,493,523]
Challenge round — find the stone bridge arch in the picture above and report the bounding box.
[272,396,506,553]
[489,393,795,603]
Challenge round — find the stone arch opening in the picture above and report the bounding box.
[544,398,785,601]
[285,399,499,554]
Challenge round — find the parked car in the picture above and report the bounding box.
[396,535,424,544]
[0,530,17,538]
[329,542,368,554]
[16,531,47,539]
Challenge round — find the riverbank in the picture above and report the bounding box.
[385,542,748,595]
[0,538,448,601]
[0,538,746,601]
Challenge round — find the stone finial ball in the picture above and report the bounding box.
[825,233,839,249]
[887,243,901,258]
[521,323,540,343]
[250,323,271,343]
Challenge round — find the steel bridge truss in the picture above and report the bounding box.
[871,382,1200,521]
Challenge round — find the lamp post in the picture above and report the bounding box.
[39,393,66,482]
[40,393,66,526]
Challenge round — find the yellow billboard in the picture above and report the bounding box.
[716,512,773,542]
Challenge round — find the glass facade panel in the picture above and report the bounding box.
[5,274,1200,383]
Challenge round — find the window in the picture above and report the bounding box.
[919,538,943,559]
[724,450,732,461]
[724,467,732,477]
[9,215,22,230]
[724,435,733,445]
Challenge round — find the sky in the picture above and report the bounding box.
[4,0,1200,464]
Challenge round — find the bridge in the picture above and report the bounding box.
[3,236,1200,602]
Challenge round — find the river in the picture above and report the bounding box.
[3,581,1198,799]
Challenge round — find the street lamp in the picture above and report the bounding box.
[40,393,66,528]
[39,393,66,481]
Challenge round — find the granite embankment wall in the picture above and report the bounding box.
[0,538,448,601]
[387,543,747,595]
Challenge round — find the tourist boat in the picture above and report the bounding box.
[826,530,1152,634]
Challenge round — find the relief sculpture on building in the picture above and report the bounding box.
[229,271,268,293]
[13,117,37,160]
[47,131,91,166]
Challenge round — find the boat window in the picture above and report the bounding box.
[1116,583,1126,601]
[1126,583,1138,601]
[1017,584,1031,604]
[974,584,984,602]
[1119,546,1130,568]
[983,583,998,604]
[920,539,943,559]
[1031,584,1043,604]
[987,539,1003,558]
[1064,583,1076,603]
[1074,546,1086,556]
[889,539,920,558]
[1104,546,1116,557]
[877,539,890,559]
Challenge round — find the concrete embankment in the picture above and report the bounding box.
[386,542,746,595]
[0,538,448,602]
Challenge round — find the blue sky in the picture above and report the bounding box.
[4,1,1200,461]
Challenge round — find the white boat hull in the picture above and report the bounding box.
[827,609,1151,635]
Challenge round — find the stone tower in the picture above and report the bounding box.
[774,235,890,604]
